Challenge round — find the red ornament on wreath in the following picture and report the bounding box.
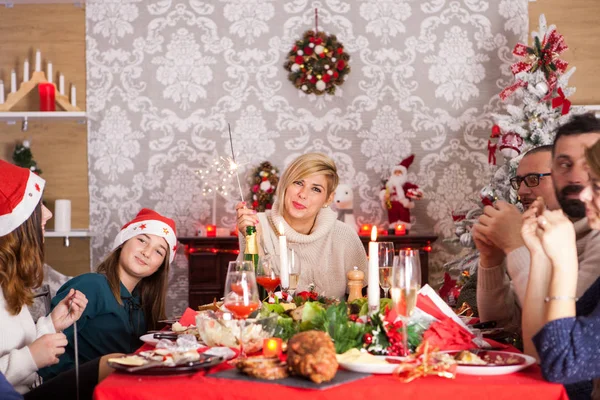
[283,10,350,96]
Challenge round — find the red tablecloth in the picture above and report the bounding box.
[94,351,568,400]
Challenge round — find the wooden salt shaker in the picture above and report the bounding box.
[347,266,364,302]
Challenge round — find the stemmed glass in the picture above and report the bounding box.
[223,266,260,358]
[391,249,421,356]
[377,242,394,299]
[281,248,301,298]
[227,260,254,274]
[256,255,281,300]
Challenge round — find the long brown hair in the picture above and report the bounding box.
[0,201,44,315]
[96,244,170,331]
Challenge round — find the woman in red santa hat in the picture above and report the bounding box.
[0,160,118,399]
[39,208,177,382]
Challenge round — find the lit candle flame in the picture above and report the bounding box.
[278,222,285,236]
[371,226,377,242]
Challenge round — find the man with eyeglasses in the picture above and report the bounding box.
[476,114,600,333]
[473,145,560,332]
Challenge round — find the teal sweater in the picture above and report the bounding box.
[39,273,146,380]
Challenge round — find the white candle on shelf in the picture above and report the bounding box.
[70,84,76,106]
[367,226,380,315]
[23,59,29,82]
[47,62,53,84]
[54,200,71,233]
[59,74,65,95]
[10,70,17,93]
[0,81,4,104]
[278,222,289,289]
[35,50,41,72]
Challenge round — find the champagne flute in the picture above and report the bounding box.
[391,249,421,356]
[378,242,394,299]
[223,269,260,358]
[281,248,301,297]
[256,255,280,300]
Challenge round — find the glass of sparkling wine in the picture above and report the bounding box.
[223,268,260,359]
[378,242,394,298]
[391,249,421,356]
[281,248,301,297]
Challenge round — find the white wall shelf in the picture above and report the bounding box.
[0,111,86,124]
[44,229,92,238]
[45,229,92,247]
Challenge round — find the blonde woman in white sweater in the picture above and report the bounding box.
[236,153,368,298]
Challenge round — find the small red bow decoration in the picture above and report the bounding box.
[552,87,571,115]
[500,28,568,101]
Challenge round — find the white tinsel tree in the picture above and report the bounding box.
[442,15,583,299]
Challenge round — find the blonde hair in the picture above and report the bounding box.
[585,139,600,178]
[276,152,339,215]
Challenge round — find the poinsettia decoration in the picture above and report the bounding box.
[283,30,350,95]
[248,161,279,212]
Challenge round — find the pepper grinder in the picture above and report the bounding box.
[347,266,365,302]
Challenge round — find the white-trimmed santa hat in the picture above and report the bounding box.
[0,160,46,237]
[391,154,415,175]
[112,208,178,263]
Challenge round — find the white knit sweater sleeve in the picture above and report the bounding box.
[35,315,56,338]
[0,347,38,388]
[505,246,531,304]
[335,222,368,287]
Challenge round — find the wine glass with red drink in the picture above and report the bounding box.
[224,268,260,358]
[256,256,280,300]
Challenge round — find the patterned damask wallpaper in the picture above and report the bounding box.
[86,0,528,316]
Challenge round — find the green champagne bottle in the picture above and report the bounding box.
[244,225,259,271]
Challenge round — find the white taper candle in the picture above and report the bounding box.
[367,226,380,315]
[35,50,41,72]
[23,59,29,82]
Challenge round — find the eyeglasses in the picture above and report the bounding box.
[509,173,551,190]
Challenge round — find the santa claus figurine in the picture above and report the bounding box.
[379,155,423,229]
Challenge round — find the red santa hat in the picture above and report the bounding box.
[112,208,178,263]
[0,160,46,237]
[391,154,415,175]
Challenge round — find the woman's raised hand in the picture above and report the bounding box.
[235,201,258,235]
[521,196,545,255]
[51,289,87,332]
[536,209,577,267]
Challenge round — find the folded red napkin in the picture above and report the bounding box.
[416,293,448,322]
[422,319,474,351]
[178,307,198,326]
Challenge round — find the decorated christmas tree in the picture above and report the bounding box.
[12,140,42,175]
[442,14,583,303]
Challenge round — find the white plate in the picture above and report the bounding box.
[440,351,537,376]
[338,356,408,374]
[139,334,166,347]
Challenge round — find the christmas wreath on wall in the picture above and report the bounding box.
[283,30,350,95]
[249,161,279,212]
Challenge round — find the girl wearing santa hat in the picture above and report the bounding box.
[0,160,116,398]
[39,208,177,382]
[235,152,368,299]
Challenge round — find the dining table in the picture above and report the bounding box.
[93,343,569,400]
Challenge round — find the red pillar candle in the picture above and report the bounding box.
[206,224,217,237]
[395,223,406,236]
[263,338,282,358]
[38,83,56,111]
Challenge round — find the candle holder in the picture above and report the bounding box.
[360,224,372,236]
[206,224,217,237]
[395,223,406,236]
[262,338,282,358]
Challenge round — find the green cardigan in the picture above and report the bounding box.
[39,273,146,380]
